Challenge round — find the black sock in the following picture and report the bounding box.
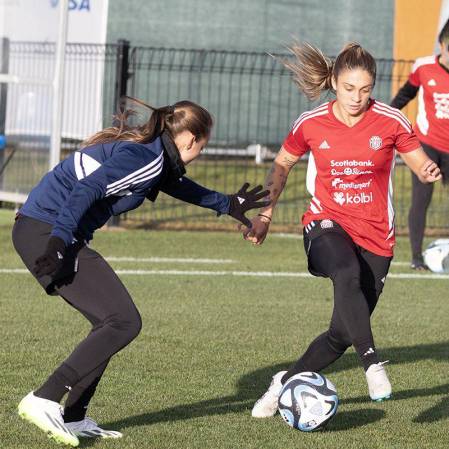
[360,346,379,371]
[35,363,79,403]
[63,378,100,423]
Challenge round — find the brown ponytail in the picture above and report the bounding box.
[280,41,377,100]
[279,42,333,101]
[81,97,213,148]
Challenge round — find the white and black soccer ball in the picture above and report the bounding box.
[278,372,338,432]
[423,239,449,273]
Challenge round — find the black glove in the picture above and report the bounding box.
[34,236,66,277]
[228,182,271,228]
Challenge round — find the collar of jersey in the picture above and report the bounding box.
[160,131,186,180]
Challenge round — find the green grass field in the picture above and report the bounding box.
[0,209,448,449]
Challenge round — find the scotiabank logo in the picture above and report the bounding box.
[330,159,374,176]
[333,191,373,205]
[330,160,373,167]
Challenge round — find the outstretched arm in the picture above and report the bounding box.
[161,177,269,227]
[243,147,300,245]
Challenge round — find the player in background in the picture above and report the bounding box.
[390,19,449,270]
[12,98,269,446]
[243,42,442,418]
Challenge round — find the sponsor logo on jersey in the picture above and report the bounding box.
[319,140,331,149]
[330,159,374,167]
[330,160,374,176]
[332,178,373,190]
[331,167,374,176]
[331,177,343,187]
[369,135,382,150]
[333,191,373,205]
[434,93,449,119]
[428,79,437,86]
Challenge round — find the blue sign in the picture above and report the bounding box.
[50,0,91,11]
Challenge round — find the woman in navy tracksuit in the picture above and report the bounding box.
[12,98,268,446]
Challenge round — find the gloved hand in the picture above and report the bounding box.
[34,236,66,277]
[228,182,271,228]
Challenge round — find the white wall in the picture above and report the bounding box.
[1,0,109,139]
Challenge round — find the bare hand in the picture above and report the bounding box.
[239,215,271,245]
[420,160,442,183]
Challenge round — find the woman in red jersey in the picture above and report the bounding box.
[245,42,442,416]
[391,19,449,270]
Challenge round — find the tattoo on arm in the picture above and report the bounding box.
[282,156,296,167]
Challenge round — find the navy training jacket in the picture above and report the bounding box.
[20,134,230,245]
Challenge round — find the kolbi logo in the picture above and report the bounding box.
[333,191,373,205]
[369,136,382,150]
[333,192,345,205]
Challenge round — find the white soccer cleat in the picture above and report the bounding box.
[18,391,79,447]
[65,417,123,439]
[365,362,392,401]
[251,371,287,418]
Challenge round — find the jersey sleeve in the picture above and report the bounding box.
[394,121,421,153]
[408,60,421,87]
[51,145,162,245]
[282,122,309,157]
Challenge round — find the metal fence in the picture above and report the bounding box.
[0,41,119,200]
[0,40,448,231]
[123,46,448,231]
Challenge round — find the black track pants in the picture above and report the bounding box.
[408,142,449,260]
[12,215,142,407]
[283,221,391,380]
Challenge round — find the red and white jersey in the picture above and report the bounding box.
[409,55,449,152]
[283,100,420,256]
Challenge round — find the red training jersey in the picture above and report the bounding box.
[409,55,449,153]
[283,100,420,256]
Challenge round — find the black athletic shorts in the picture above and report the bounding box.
[302,219,391,283]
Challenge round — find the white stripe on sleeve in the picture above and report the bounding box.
[106,152,163,191]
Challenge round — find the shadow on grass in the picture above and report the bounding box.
[324,408,385,432]
[93,340,448,438]
[413,395,449,424]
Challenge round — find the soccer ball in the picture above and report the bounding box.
[278,372,338,432]
[423,239,449,273]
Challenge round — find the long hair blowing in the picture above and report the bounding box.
[279,41,376,101]
[81,97,213,148]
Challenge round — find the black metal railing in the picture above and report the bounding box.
[1,40,447,231]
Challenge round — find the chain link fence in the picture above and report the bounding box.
[0,41,447,231]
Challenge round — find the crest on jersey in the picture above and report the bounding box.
[369,136,382,150]
[320,219,334,229]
